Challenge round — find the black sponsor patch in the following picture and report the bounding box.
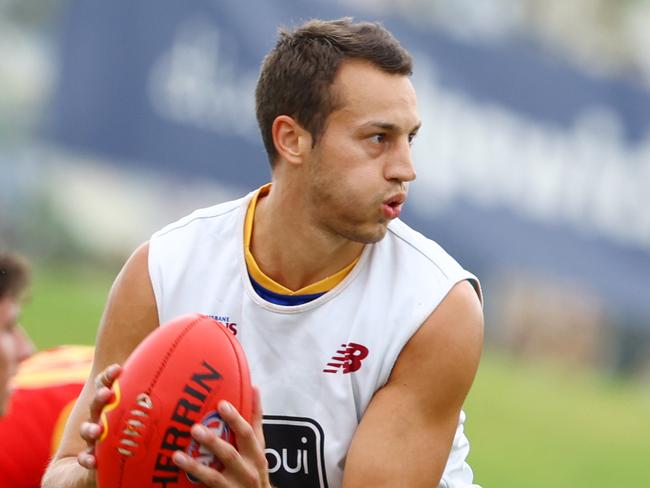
[263,416,329,488]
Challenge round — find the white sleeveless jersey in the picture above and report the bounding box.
[149,190,482,488]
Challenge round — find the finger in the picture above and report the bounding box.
[192,422,261,484]
[77,451,96,470]
[94,363,122,391]
[251,386,265,448]
[80,421,103,444]
[88,386,114,422]
[172,449,228,487]
[217,401,265,467]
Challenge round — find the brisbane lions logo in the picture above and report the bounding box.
[185,411,233,483]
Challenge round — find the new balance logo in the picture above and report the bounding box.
[323,343,369,374]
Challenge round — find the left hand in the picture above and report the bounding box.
[172,387,272,488]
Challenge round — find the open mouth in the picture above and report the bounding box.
[382,193,406,218]
[384,193,406,207]
[387,200,400,209]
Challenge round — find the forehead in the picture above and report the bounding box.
[329,59,419,129]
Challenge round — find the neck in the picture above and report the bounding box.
[250,179,364,291]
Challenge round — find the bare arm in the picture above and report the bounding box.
[42,242,159,488]
[342,280,484,487]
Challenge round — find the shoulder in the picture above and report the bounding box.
[386,219,463,273]
[148,194,250,274]
[153,195,248,241]
[417,281,484,364]
[382,221,485,391]
[387,279,483,423]
[343,280,484,486]
[382,219,482,300]
[12,346,93,389]
[94,241,159,366]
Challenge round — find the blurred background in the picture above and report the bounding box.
[1,0,649,486]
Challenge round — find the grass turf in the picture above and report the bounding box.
[20,262,114,348]
[465,351,650,487]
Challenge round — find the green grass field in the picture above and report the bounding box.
[21,263,114,348]
[20,264,650,487]
[465,354,650,487]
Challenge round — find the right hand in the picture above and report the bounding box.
[77,363,122,470]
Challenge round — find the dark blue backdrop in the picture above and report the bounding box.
[45,0,650,323]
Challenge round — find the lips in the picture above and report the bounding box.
[382,193,406,219]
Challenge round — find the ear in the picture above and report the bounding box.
[271,115,312,165]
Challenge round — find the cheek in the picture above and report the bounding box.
[0,334,16,369]
[311,140,383,203]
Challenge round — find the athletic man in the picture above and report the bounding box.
[0,252,93,488]
[44,18,484,488]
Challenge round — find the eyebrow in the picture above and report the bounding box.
[360,121,422,133]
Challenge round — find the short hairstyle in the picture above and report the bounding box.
[0,251,31,300]
[255,17,413,166]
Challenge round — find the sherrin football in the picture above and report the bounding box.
[95,313,253,488]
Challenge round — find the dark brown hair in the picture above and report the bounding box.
[0,251,31,300]
[255,18,413,166]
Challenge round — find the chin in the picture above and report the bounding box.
[349,224,389,244]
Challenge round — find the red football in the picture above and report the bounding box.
[95,313,253,487]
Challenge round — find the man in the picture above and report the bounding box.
[0,252,93,488]
[0,251,35,415]
[44,18,484,488]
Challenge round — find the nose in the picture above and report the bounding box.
[385,137,416,183]
[14,326,35,362]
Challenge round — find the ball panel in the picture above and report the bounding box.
[96,314,253,488]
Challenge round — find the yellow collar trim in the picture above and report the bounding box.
[244,184,359,295]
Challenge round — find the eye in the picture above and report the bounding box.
[408,132,417,146]
[369,133,386,144]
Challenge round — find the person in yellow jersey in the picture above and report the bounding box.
[0,251,93,488]
[44,18,484,488]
